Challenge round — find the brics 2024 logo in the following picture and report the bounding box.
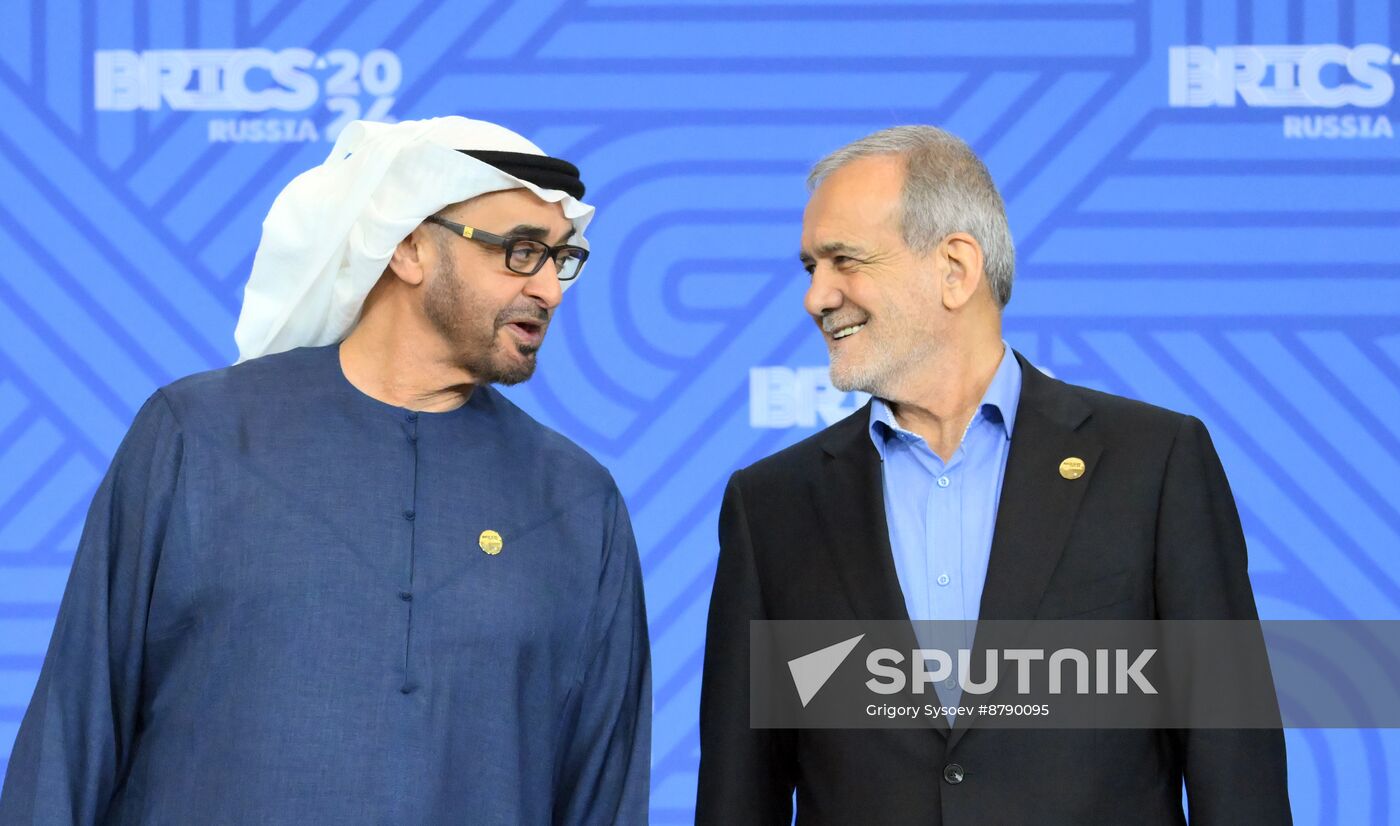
[93,48,401,144]
[1168,44,1396,139]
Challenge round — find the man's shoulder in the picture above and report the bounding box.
[1021,365,1219,477]
[1042,371,1190,442]
[155,346,325,425]
[733,410,865,487]
[484,388,616,491]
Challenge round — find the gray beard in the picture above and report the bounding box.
[827,328,935,399]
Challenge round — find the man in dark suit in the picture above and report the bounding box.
[695,126,1290,825]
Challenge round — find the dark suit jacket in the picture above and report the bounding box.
[696,351,1290,826]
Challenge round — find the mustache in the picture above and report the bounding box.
[821,314,869,333]
[496,306,550,326]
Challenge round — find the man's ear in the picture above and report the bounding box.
[386,226,434,287]
[936,232,987,311]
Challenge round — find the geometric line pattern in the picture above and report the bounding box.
[1,1,1397,822]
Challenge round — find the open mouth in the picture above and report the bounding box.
[831,323,866,340]
[504,320,546,347]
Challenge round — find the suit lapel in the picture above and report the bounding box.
[813,402,909,623]
[947,352,1103,752]
[976,353,1102,622]
[813,403,951,737]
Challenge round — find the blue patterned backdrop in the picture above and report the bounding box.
[1,1,1398,822]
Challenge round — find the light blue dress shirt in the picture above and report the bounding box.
[869,345,1022,626]
[869,346,1021,715]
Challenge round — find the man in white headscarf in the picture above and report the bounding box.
[0,117,651,825]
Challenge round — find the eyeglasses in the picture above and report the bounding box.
[424,216,588,281]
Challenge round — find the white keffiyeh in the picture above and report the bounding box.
[233,116,594,363]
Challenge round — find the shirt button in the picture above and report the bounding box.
[398,591,413,602]
[405,412,417,423]
[937,476,951,488]
[403,509,416,521]
[937,573,951,586]
[945,678,957,690]
[943,763,965,784]
[400,683,418,695]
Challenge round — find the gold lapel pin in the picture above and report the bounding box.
[478,529,503,555]
[1059,457,1086,480]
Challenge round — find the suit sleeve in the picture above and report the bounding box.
[695,473,796,825]
[1153,415,1292,825]
[552,485,651,826]
[0,392,185,825]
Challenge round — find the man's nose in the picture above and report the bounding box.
[523,260,564,309]
[803,266,843,319]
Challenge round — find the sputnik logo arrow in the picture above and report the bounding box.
[787,634,865,707]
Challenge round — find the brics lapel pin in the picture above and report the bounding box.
[1059,457,1086,480]
[478,529,503,555]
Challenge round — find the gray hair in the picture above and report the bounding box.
[807,125,1015,308]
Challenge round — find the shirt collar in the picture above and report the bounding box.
[868,343,1023,458]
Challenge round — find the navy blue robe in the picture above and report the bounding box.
[0,344,650,824]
